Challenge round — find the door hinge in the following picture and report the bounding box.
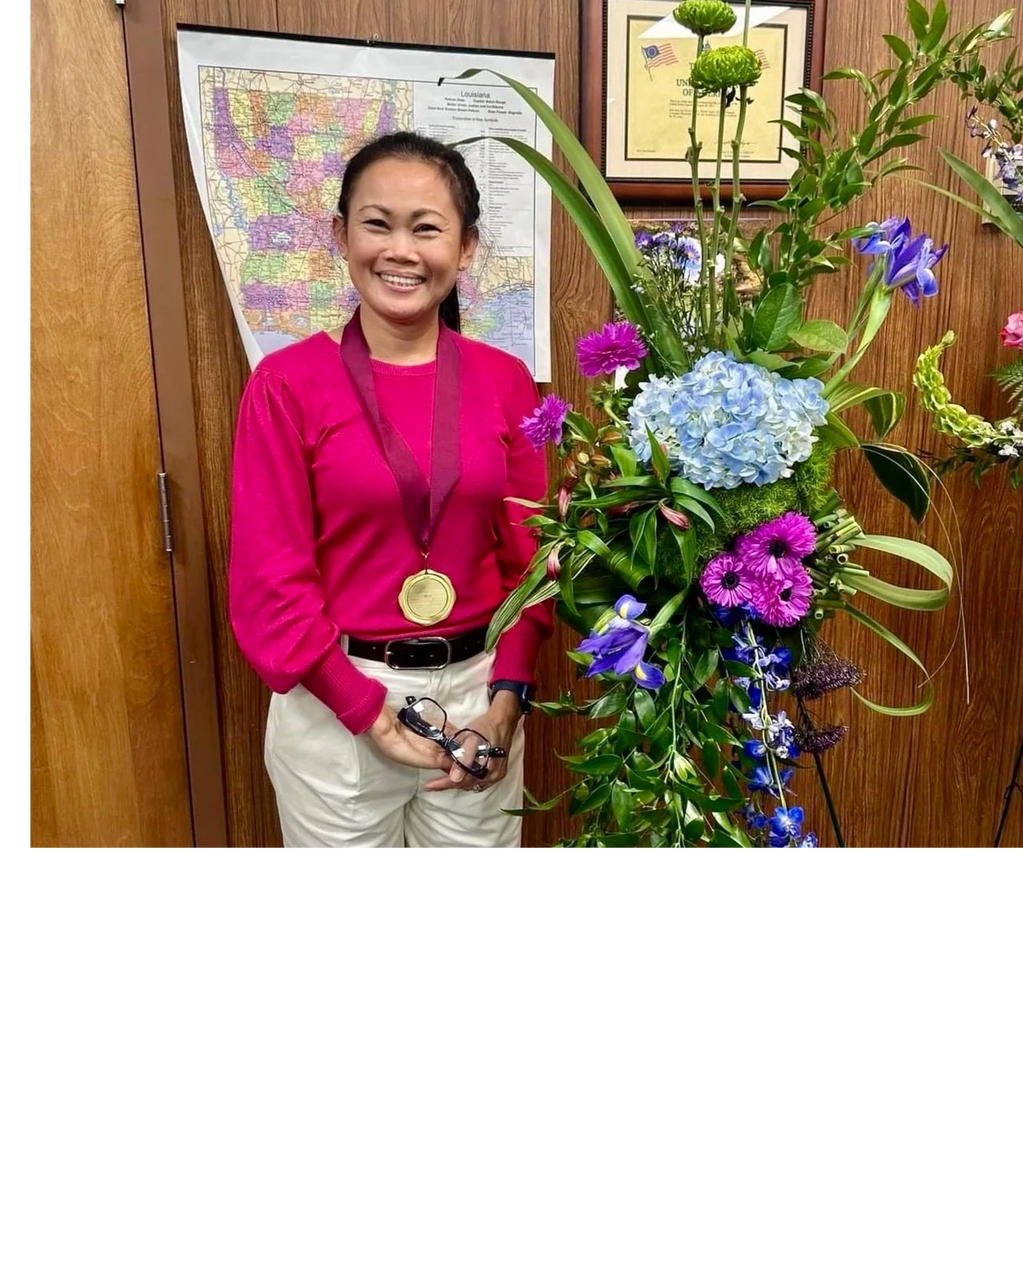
[157,472,174,553]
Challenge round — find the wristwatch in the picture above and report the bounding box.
[488,680,533,715]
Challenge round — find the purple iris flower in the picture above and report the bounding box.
[852,217,911,257]
[882,232,948,306]
[633,660,666,690]
[576,594,652,679]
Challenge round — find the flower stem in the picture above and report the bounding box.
[688,36,710,337]
[797,697,846,847]
[708,94,729,345]
[721,86,749,336]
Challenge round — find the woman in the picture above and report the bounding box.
[228,132,552,847]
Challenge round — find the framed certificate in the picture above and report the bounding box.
[581,0,827,202]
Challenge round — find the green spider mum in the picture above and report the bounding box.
[673,0,736,36]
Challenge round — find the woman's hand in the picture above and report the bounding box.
[365,705,452,771]
[422,691,522,793]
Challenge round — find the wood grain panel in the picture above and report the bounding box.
[31,0,192,847]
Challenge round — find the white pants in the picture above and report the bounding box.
[265,648,525,848]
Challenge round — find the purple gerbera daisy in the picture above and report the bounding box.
[749,565,814,627]
[520,394,571,449]
[700,553,756,610]
[736,512,817,580]
[576,322,648,379]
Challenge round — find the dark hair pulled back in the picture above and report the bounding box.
[337,131,480,333]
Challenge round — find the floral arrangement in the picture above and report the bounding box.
[450,0,1012,846]
[912,21,1023,483]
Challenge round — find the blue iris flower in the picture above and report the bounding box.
[576,595,665,689]
[883,232,948,306]
[854,217,947,307]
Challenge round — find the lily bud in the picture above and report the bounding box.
[557,482,575,520]
[658,503,690,529]
[546,546,562,580]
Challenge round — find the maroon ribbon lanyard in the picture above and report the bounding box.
[339,307,461,556]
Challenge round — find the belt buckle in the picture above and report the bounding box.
[384,635,452,670]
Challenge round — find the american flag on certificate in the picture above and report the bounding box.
[642,42,679,70]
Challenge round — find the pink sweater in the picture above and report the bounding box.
[229,328,553,734]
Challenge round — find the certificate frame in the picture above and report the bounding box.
[581,0,827,202]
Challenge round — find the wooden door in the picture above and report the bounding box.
[31,0,193,847]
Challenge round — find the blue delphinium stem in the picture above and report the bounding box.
[744,622,789,807]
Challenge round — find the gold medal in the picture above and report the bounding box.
[398,569,456,626]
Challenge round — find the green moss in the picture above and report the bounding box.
[657,443,836,586]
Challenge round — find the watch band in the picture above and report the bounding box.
[488,680,533,714]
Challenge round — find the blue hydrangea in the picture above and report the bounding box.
[627,351,828,489]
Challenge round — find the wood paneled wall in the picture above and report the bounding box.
[31,0,193,847]
[154,0,1020,846]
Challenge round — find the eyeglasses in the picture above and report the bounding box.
[397,696,508,780]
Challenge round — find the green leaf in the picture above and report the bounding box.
[819,412,861,450]
[787,319,849,353]
[751,283,803,351]
[853,532,954,594]
[561,754,623,776]
[837,603,934,715]
[667,522,697,590]
[448,70,685,363]
[937,148,1023,248]
[587,688,628,719]
[882,33,913,61]
[453,132,647,329]
[646,429,670,483]
[634,687,657,730]
[485,561,549,649]
[744,349,792,371]
[647,588,689,641]
[691,647,719,688]
[827,381,884,412]
[863,390,905,439]
[668,477,725,521]
[906,1,930,43]
[860,443,930,521]
[922,0,948,51]
[611,781,634,831]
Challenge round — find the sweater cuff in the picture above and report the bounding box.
[300,645,388,735]
[491,609,550,685]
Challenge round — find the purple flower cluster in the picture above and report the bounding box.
[700,511,816,627]
[576,321,648,379]
[852,216,948,307]
[520,394,571,449]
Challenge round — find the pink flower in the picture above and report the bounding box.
[1001,311,1023,348]
[736,512,816,580]
[520,395,571,449]
[749,565,814,627]
[700,553,756,609]
[576,322,648,379]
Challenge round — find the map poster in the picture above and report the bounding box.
[176,27,555,379]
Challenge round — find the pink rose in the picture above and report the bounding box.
[1001,311,1023,348]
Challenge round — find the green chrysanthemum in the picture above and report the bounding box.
[673,1,736,36]
[689,45,762,94]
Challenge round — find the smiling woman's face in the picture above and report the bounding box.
[335,157,477,330]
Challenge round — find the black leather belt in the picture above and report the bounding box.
[346,627,488,670]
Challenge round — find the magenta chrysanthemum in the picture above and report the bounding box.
[736,512,817,579]
[700,553,756,608]
[576,322,648,379]
[749,565,813,627]
[520,394,571,449]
